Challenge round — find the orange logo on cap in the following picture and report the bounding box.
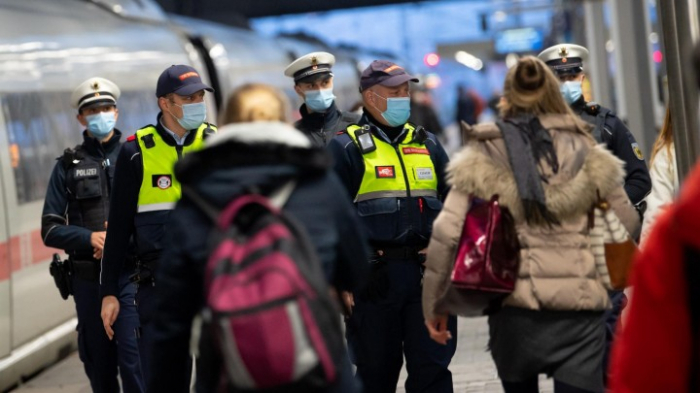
[178,71,199,81]
[383,65,402,73]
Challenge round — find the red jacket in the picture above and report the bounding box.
[610,161,700,392]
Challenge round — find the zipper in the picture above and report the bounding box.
[393,144,412,197]
[176,144,183,159]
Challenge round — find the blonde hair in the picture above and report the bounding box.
[650,106,674,167]
[499,56,589,132]
[220,83,289,125]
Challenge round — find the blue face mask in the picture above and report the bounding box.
[379,96,411,127]
[304,88,335,112]
[560,81,583,105]
[85,111,116,140]
[172,102,207,130]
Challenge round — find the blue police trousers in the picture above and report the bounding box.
[346,260,457,393]
[73,272,144,393]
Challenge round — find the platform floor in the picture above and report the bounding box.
[10,317,554,393]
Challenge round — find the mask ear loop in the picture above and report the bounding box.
[369,90,387,113]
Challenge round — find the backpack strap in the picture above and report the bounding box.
[268,180,296,208]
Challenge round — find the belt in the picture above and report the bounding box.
[377,246,423,261]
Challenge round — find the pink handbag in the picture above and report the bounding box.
[451,195,520,296]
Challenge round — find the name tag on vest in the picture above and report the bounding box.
[415,167,434,180]
[74,168,98,178]
[402,147,429,155]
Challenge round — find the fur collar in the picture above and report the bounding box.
[448,132,625,222]
[206,121,312,148]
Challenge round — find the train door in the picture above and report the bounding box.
[0,107,11,360]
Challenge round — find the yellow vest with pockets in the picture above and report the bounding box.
[136,123,214,213]
[347,124,438,202]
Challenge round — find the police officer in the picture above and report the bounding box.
[538,43,652,384]
[538,44,651,206]
[328,60,456,393]
[41,77,144,393]
[99,65,216,386]
[285,51,360,146]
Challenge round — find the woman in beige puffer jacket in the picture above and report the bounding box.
[422,57,640,393]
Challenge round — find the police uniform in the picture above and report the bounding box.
[99,65,216,385]
[328,61,456,393]
[41,78,144,393]
[285,51,360,147]
[538,44,651,205]
[538,44,652,385]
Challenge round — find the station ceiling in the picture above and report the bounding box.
[155,0,429,20]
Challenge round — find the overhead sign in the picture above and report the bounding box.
[494,28,544,54]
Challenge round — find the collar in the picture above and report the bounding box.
[299,100,340,129]
[159,115,191,145]
[81,129,122,156]
[361,109,408,144]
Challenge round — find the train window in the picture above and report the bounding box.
[1,90,157,204]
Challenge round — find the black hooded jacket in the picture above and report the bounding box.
[149,121,370,392]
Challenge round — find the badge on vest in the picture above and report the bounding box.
[631,143,644,161]
[152,174,172,190]
[402,147,429,155]
[415,167,434,180]
[375,166,396,178]
[74,168,98,178]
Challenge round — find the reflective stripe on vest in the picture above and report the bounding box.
[347,124,438,203]
[136,123,213,213]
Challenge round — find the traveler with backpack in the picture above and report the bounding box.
[148,84,370,392]
[328,60,455,393]
[99,65,217,386]
[41,77,144,392]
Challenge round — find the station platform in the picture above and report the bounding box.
[9,318,554,393]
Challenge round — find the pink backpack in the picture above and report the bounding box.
[185,185,343,391]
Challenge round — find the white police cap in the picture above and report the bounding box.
[537,44,589,75]
[284,51,335,83]
[71,77,121,110]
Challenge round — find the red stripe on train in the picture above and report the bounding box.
[0,229,60,281]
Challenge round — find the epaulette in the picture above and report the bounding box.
[336,130,346,135]
[126,134,136,142]
[584,102,601,116]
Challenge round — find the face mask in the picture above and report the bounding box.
[304,88,335,112]
[560,81,583,105]
[171,102,207,130]
[373,93,411,127]
[85,111,116,140]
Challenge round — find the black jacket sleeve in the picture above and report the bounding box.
[606,116,651,205]
[100,142,141,297]
[327,136,364,201]
[426,134,451,200]
[41,161,93,251]
[328,173,370,293]
[149,203,203,393]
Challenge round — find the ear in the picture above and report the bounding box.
[157,97,168,112]
[293,85,304,98]
[76,112,87,127]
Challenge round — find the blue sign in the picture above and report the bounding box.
[494,28,544,54]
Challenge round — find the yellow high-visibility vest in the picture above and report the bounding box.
[136,123,215,213]
[346,124,438,202]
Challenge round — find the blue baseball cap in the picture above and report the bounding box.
[156,64,214,97]
[360,60,419,91]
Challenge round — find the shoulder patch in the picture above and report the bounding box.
[631,142,644,160]
[126,135,136,142]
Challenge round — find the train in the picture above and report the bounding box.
[0,0,397,390]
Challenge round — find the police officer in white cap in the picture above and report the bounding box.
[538,43,651,386]
[41,77,145,392]
[285,51,360,147]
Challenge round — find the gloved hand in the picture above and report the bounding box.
[359,256,390,302]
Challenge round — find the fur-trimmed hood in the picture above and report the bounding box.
[450,115,625,223]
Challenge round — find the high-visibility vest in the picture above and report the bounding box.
[136,123,214,213]
[346,124,438,203]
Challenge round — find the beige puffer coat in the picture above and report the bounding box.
[422,114,641,320]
